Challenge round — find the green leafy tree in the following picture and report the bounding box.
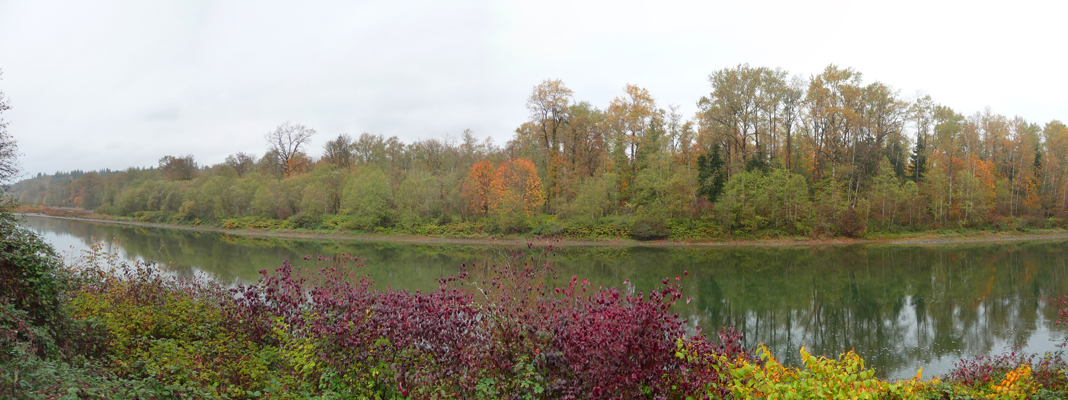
[869,157,905,230]
[322,133,355,170]
[395,170,438,227]
[223,152,256,177]
[559,173,617,223]
[343,167,393,229]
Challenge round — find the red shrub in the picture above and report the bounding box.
[226,245,748,398]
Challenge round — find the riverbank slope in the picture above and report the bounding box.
[19,206,1068,247]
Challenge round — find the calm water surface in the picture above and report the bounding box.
[21,215,1068,379]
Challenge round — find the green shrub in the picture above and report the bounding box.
[134,211,173,224]
[65,263,285,398]
[286,213,321,230]
[528,216,563,237]
[631,217,669,241]
[0,218,64,330]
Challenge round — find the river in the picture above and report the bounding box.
[20,214,1068,380]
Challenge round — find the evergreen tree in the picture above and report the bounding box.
[887,141,908,179]
[907,133,927,183]
[697,145,727,204]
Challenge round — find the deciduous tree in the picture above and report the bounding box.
[322,134,354,170]
[265,122,316,177]
[224,152,256,177]
[158,155,197,181]
[491,158,544,217]
[462,160,496,217]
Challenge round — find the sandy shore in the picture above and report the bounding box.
[20,211,1068,248]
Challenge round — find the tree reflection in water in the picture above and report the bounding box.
[23,215,1068,379]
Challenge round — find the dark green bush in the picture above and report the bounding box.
[286,213,321,230]
[0,217,64,330]
[631,217,670,241]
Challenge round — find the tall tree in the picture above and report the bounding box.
[907,138,927,183]
[698,64,788,174]
[561,102,606,180]
[491,158,544,218]
[527,79,573,156]
[265,122,316,177]
[526,79,573,211]
[158,155,197,181]
[805,64,864,184]
[931,105,964,222]
[606,84,658,204]
[1042,121,1068,214]
[696,145,726,204]
[608,85,658,168]
[224,152,256,177]
[322,134,355,169]
[462,160,497,217]
[780,76,806,171]
[908,95,934,183]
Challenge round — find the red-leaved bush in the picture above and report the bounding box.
[944,294,1068,394]
[944,351,1068,393]
[226,244,749,399]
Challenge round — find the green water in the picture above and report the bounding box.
[21,215,1068,379]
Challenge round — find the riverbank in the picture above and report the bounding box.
[7,216,1068,398]
[19,206,1068,247]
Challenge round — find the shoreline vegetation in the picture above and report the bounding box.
[4,214,1068,398]
[12,65,1068,254]
[19,205,1068,248]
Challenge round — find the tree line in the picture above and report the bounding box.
[13,63,1068,238]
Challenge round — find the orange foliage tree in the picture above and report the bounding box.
[463,160,497,216]
[491,158,545,217]
[284,152,313,178]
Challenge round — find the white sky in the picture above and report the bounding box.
[1,0,1065,176]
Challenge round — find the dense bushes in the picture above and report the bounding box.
[222,249,745,398]
[630,217,669,240]
[5,226,1068,397]
[0,217,65,329]
[4,239,756,398]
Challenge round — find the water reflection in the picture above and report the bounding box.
[21,215,1068,379]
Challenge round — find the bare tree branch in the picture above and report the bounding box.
[265,122,316,177]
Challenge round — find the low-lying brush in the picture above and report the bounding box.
[5,232,1068,398]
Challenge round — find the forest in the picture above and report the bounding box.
[13,64,1068,239]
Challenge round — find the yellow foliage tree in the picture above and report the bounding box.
[462,160,497,217]
[491,158,544,217]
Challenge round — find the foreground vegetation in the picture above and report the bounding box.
[13,64,1068,240]
[3,216,1067,398]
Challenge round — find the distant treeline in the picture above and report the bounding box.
[14,64,1068,239]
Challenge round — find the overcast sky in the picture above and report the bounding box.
[1,0,1065,177]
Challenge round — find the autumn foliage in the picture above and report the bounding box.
[17,65,1068,240]
[27,243,754,399]
[462,160,496,216]
[464,158,545,219]
[491,158,545,217]
[6,234,1068,398]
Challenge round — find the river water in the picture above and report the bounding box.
[20,215,1068,379]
